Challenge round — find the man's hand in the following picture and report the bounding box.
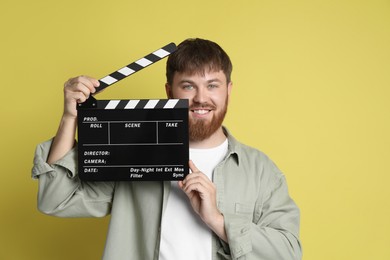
[47,76,99,164]
[63,76,100,119]
[178,160,228,242]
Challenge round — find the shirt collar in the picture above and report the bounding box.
[222,127,241,166]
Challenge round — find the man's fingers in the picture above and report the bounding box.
[65,83,90,101]
[66,91,88,104]
[62,75,99,119]
[183,180,206,195]
[189,160,200,173]
[80,75,100,90]
[65,76,100,94]
[64,76,101,103]
[182,173,214,192]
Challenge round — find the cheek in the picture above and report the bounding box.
[213,93,228,106]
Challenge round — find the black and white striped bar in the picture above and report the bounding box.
[95,99,188,110]
[95,42,176,94]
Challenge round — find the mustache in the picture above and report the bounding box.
[189,102,216,110]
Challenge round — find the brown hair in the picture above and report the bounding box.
[166,38,233,85]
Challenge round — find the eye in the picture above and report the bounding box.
[182,84,194,90]
[208,84,218,89]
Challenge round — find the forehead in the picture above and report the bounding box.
[172,69,227,84]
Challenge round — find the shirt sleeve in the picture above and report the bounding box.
[32,139,115,218]
[221,158,302,260]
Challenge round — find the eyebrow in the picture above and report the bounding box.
[178,80,195,84]
[178,78,223,84]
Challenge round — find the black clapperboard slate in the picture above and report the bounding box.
[77,43,189,181]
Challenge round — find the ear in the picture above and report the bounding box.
[227,81,233,101]
[165,83,173,98]
[227,81,233,97]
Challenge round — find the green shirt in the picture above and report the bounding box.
[32,129,302,260]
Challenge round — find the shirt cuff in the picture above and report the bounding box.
[223,213,252,259]
[31,139,78,179]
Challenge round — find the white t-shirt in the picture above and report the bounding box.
[159,139,228,260]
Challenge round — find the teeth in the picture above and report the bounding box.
[193,109,209,115]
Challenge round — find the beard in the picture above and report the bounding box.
[188,98,228,142]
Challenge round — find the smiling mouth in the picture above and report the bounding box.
[192,109,211,115]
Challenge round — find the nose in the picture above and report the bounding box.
[193,87,207,104]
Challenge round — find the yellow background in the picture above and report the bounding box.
[1,0,389,259]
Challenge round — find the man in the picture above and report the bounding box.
[32,38,302,259]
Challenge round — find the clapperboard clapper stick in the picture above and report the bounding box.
[76,42,190,181]
[79,42,177,108]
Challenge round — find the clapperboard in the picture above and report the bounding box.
[77,43,189,181]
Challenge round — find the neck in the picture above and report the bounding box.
[189,127,227,149]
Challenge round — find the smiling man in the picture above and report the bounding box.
[33,38,302,260]
[167,70,231,146]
